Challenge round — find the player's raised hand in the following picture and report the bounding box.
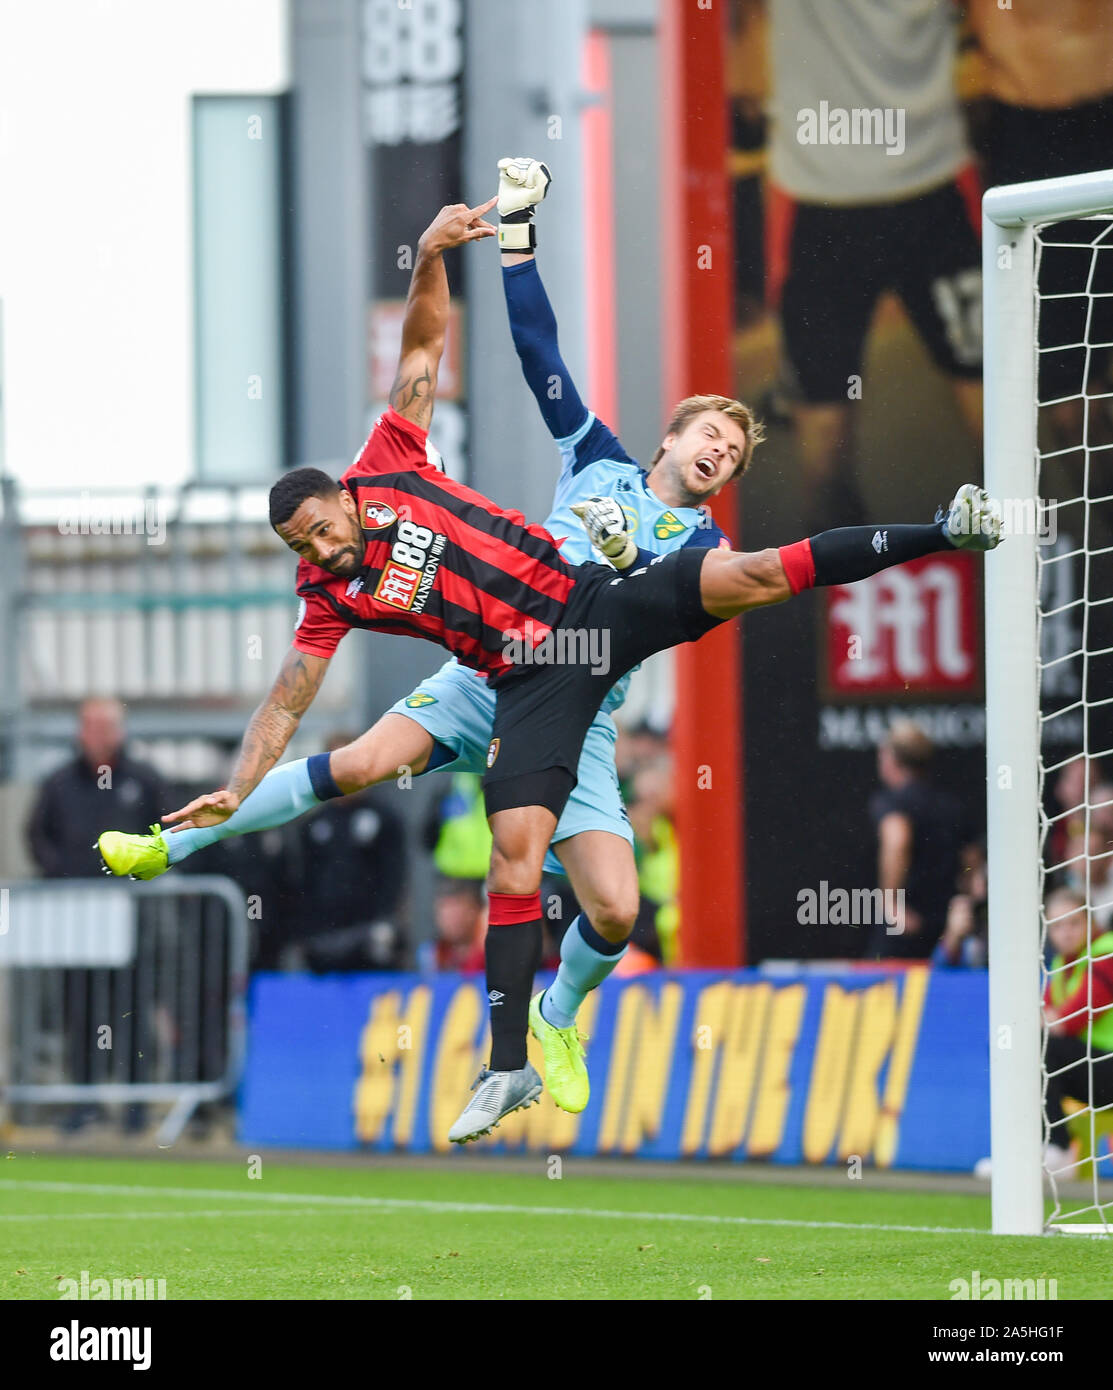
[497,157,551,253]
[571,495,638,571]
[419,198,498,255]
[161,788,242,832]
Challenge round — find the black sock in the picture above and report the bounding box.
[810,522,952,588]
[485,919,543,1072]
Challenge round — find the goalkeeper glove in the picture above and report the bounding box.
[570,496,638,571]
[497,156,551,253]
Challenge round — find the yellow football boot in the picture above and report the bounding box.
[528,991,589,1114]
[97,824,170,880]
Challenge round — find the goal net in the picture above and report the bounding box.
[984,170,1113,1236]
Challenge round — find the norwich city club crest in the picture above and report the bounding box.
[405,692,437,709]
[654,511,686,540]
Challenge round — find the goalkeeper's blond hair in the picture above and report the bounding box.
[649,394,765,478]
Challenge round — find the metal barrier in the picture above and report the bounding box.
[0,876,248,1146]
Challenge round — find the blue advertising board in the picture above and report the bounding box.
[238,967,990,1170]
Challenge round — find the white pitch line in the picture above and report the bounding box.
[0,1181,987,1236]
[0,1208,331,1222]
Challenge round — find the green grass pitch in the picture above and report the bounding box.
[1,1153,1110,1300]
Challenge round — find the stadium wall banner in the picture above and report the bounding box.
[239,966,990,1170]
[362,0,468,480]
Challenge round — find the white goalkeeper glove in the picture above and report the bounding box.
[570,496,638,571]
[497,156,551,253]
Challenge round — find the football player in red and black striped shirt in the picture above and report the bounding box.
[284,400,578,683]
[156,198,1002,1143]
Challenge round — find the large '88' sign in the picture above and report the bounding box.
[361,0,461,84]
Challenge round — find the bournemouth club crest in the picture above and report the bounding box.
[361,500,398,530]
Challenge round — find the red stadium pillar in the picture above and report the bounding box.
[661,0,745,967]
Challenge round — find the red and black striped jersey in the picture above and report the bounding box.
[292,408,578,682]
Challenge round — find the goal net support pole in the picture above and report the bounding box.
[983,169,1113,1236]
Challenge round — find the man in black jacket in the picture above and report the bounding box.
[26,697,168,1132]
[28,698,167,878]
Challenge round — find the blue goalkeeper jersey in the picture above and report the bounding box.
[543,410,730,713]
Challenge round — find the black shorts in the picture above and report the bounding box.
[483,548,722,818]
[768,174,983,402]
[980,96,1113,405]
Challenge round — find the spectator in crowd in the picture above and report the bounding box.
[615,722,670,805]
[1061,826,1113,930]
[431,877,487,973]
[763,0,983,529]
[25,697,169,1133]
[932,844,988,969]
[1047,756,1113,925]
[1042,886,1113,1171]
[423,772,492,883]
[27,697,167,878]
[1049,756,1095,868]
[627,754,675,967]
[285,732,408,972]
[866,720,967,960]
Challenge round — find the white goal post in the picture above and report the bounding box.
[984,169,1113,1237]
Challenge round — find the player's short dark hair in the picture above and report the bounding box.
[268,468,341,529]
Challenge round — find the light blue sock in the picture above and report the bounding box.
[541,914,628,1029]
[166,758,322,864]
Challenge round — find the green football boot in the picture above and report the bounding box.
[528,991,590,1114]
[96,824,170,880]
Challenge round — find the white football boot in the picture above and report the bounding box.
[942,483,1004,551]
[447,1063,543,1144]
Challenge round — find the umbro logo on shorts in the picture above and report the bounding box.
[488,989,505,1006]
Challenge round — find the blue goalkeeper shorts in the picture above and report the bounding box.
[388,657,633,876]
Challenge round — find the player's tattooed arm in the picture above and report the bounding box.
[227,647,329,799]
[161,647,329,830]
[388,356,437,431]
[390,199,497,430]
